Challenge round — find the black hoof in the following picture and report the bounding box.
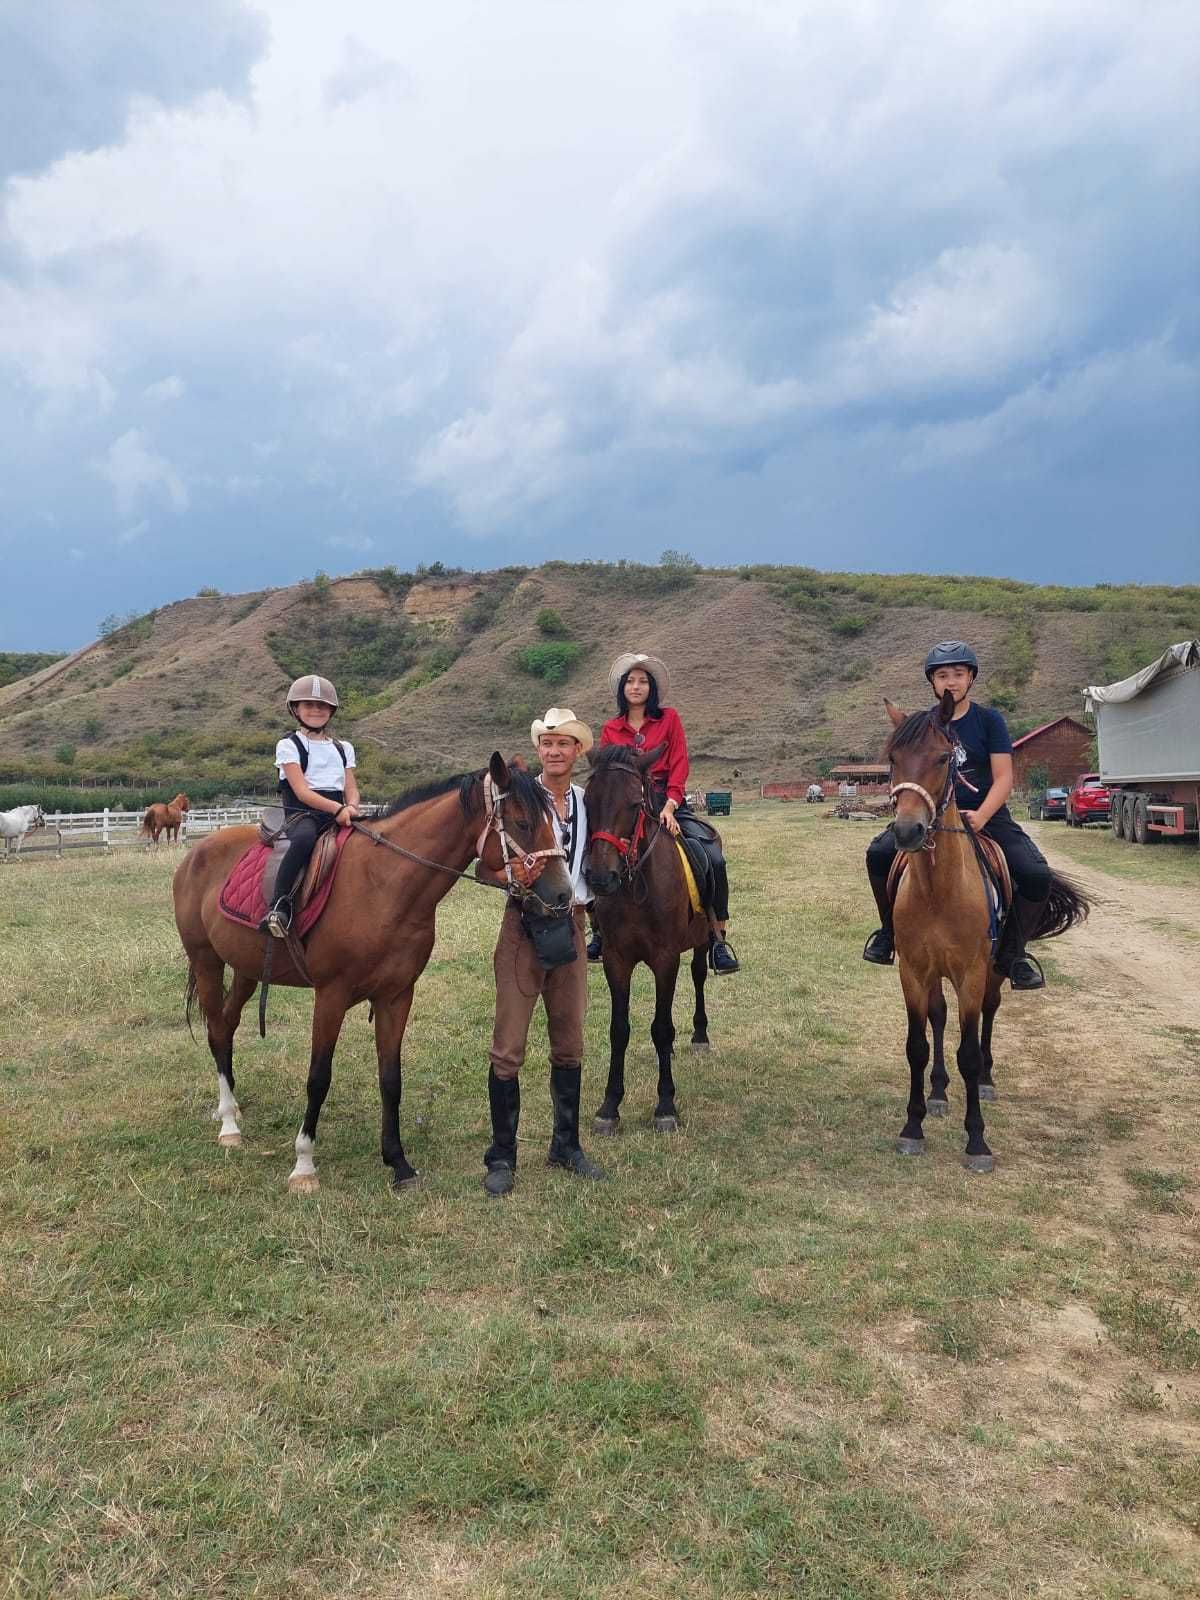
[691,1038,711,1051]
[927,1098,950,1118]
[962,1152,995,1174]
[593,1115,621,1137]
[653,1115,679,1133]
[391,1171,422,1192]
[896,1137,925,1157]
[978,1084,997,1102]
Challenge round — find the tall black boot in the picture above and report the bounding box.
[586,913,603,962]
[994,895,1047,990]
[483,1068,520,1196]
[547,1064,607,1180]
[862,873,895,964]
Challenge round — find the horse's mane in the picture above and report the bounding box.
[885,707,954,757]
[378,767,553,823]
[588,744,643,777]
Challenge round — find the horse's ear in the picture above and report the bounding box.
[637,743,666,771]
[937,688,955,726]
[488,751,510,789]
[884,699,906,729]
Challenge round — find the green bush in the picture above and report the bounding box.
[515,642,583,684]
[99,610,155,650]
[55,744,76,767]
[82,716,104,741]
[196,586,222,598]
[831,615,870,637]
[536,608,569,638]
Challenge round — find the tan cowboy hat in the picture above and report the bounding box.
[609,652,670,701]
[531,707,594,752]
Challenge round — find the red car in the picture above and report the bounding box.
[1066,773,1112,827]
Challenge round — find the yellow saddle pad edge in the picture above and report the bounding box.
[675,838,703,916]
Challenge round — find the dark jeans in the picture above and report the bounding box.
[273,790,342,903]
[866,811,1051,903]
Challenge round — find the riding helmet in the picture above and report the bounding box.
[285,674,340,713]
[923,642,978,682]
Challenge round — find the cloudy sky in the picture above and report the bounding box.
[2,0,1196,650]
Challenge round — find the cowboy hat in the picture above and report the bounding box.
[531,707,594,752]
[608,652,670,702]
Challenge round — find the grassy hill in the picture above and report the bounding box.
[1,562,1197,806]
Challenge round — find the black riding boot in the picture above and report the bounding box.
[586,914,603,962]
[483,1068,520,1197]
[862,873,895,964]
[994,894,1047,990]
[547,1064,607,1180]
[263,894,295,938]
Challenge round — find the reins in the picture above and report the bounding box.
[590,768,665,900]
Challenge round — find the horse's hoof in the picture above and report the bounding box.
[653,1115,679,1134]
[391,1173,422,1192]
[896,1137,926,1157]
[927,1099,949,1118]
[962,1152,995,1175]
[218,1132,243,1148]
[593,1116,621,1137]
[979,1084,997,1102]
[287,1173,320,1195]
[691,1039,711,1051]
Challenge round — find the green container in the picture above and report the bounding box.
[705,790,732,815]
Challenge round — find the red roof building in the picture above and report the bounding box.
[1010,716,1093,788]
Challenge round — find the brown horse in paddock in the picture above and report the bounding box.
[172,755,571,1193]
[885,693,1088,1171]
[583,743,712,1136]
[142,792,189,844]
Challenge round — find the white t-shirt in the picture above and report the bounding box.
[275,732,356,792]
[542,780,589,905]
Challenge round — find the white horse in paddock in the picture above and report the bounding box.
[1,804,46,858]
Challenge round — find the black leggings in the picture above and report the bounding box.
[663,793,730,921]
[273,792,342,903]
[866,811,1051,902]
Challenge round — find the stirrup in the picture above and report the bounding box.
[1006,953,1045,991]
[709,936,740,974]
[862,929,895,965]
[264,900,293,938]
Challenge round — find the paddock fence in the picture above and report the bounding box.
[8,804,388,860]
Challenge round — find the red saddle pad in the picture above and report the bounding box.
[218,829,351,937]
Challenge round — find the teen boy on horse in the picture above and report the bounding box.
[587,652,739,975]
[862,641,1051,990]
[264,674,364,937]
[482,708,607,1197]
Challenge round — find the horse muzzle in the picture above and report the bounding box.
[584,865,621,897]
[893,817,928,852]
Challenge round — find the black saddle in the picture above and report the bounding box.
[675,815,718,914]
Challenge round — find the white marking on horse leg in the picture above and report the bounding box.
[288,1130,319,1193]
[214,1074,242,1146]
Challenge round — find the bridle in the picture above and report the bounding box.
[589,766,663,896]
[888,724,976,857]
[350,771,568,915]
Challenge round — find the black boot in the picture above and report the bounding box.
[863,872,895,964]
[586,925,603,962]
[483,1068,520,1197]
[547,1064,607,1180]
[994,895,1047,990]
[263,895,294,938]
[709,932,740,974]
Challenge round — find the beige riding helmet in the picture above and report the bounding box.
[285,674,340,712]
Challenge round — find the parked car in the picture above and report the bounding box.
[1066,773,1112,827]
[1028,787,1068,821]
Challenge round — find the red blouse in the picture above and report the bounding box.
[599,706,690,805]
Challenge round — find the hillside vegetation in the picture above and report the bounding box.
[1,562,1196,806]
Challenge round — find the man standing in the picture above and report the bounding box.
[483,708,607,1196]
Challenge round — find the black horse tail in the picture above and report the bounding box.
[184,962,203,1041]
[1033,870,1090,940]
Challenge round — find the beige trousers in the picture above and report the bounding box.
[489,904,588,1080]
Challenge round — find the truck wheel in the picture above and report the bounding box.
[1110,792,1125,839]
[1132,795,1156,845]
[1122,794,1138,842]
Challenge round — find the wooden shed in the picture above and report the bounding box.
[1011,717,1093,788]
[830,763,891,794]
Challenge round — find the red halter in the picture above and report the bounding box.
[591,804,649,861]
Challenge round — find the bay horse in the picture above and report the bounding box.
[1,803,45,858]
[885,692,1088,1171]
[172,755,571,1193]
[142,792,189,844]
[584,743,712,1135]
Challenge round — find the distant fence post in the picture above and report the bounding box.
[102,807,110,849]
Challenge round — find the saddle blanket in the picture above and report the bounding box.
[218,827,351,937]
[675,838,703,917]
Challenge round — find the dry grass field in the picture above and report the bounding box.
[2,805,1197,1598]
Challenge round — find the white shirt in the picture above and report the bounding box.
[275,731,357,791]
[542,780,589,905]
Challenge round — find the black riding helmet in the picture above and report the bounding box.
[924,641,979,682]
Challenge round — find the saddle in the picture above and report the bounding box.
[218,810,352,938]
[675,814,718,916]
[887,833,1012,953]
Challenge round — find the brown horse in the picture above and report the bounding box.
[583,743,712,1135]
[171,755,571,1193]
[142,792,189,844]
[885,693,1088,1171]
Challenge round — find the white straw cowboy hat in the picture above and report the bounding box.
[531,707,594,752]
[608,652,670,702]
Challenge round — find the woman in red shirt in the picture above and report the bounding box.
[589,652,739,974]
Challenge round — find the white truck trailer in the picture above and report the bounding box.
[1084,640,1200,845]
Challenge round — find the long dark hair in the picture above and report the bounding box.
[617,669,663,718]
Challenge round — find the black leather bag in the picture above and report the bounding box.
[520,904,578,970]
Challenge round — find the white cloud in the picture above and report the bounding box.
[116,518,151,546]
[144,374,186,402]
[322,36,412,109]
[95,430,188,518]
[326,532,375,552]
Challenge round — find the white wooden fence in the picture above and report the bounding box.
[20,806,264,857]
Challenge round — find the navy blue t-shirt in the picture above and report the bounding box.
[948,703,1013,817]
